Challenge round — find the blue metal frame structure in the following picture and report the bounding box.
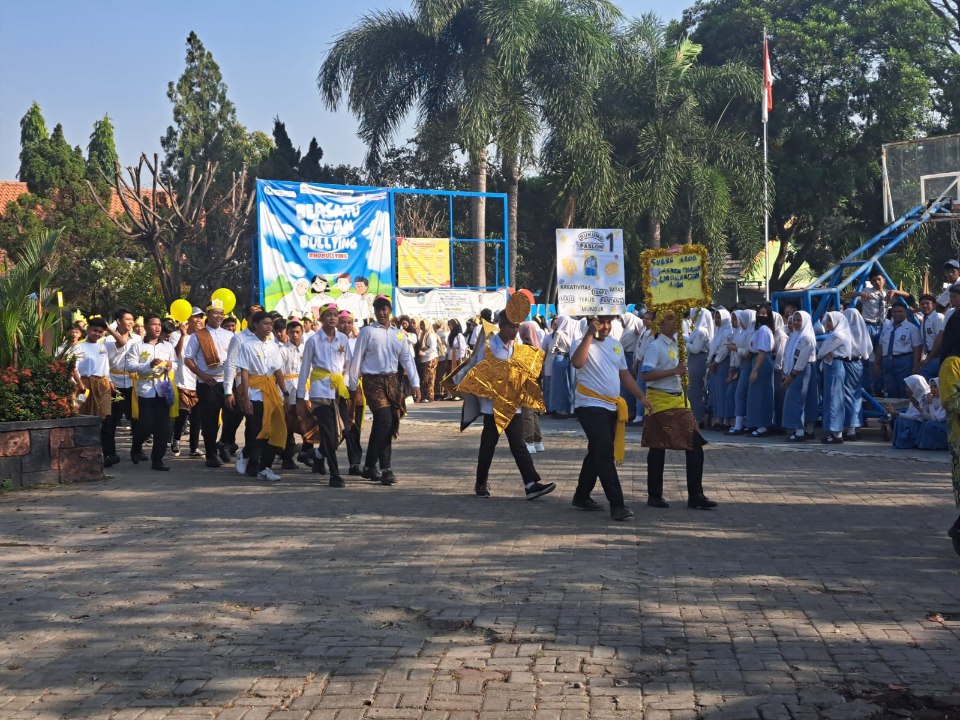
[388,187,510,294]
[771,199,957,322]
[770,196,958,425]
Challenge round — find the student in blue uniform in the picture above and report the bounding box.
[842,308,873,440]
[818,311,853,444]
[782,311,818,441]
[707,308,733,429]
[890,375,949,450]
[877,304,922,398]
[746,304,776,437]
[726,309,755,435]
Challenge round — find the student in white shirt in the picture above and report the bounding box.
[296,305,353,487]
[707,308,734,429]
[337,311,364,468]
[685,307,714,426]
[171,308,203,458]
[280,318,316,471]
[877,304,922,398]
[571,316,652,521]
[781,311,819,441]
[442,319,468,400]
[346,295,421,485]
[471,313,556,500]
[818,311,853,443]
[237,311,288,481]
[641,310,716,510]
[936,260,960,310]
[417,320,440,402]
[184,304,236,467]
[745,304,776,437]
[918,293,946,379]
[128,315,178,471]
[101,308,142,467]
[73,318,113,421]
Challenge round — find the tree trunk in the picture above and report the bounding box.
[503,154,520,289]
[648,216,662,249]
[469,148,487,287]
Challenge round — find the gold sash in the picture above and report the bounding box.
[248,374,287,448]
[309,368,349,399]
[576,383,628,464]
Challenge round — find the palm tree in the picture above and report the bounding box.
[319,0,618,287]
[594,15,766,266]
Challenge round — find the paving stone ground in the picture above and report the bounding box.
[1,403,959,720]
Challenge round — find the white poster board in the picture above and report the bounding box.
[555,229,626,316]
[394,288,508,321]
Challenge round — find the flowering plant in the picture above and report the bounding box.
[0,355,77,423]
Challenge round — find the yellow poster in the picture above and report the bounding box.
[641,245,711,309]
[397,237,451,288]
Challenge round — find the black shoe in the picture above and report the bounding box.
[786,433,807,442]
[525,481,556,500]
[475,481,490,497]
[751,429,772,438]
[205,457,222,468]
[171,441,181,457]
[189,449,202,457]
[296,451,311,465]
[151,461,170,471]
[312,459,327,475]
[348,464,363,476]
[821,435,843,445]
[130,450,142,464]
[103,454,120,468]
[647,496,670,509]
[843,434,859,442]
[281,459,297,471]
[688,495,718,510]
[362,465,382,482]
[228,443,239,456]
[611,505,634,521]
[329,476,345,488]
[572,497,603,511]
[380,470,397,485]
[217,444,231,463]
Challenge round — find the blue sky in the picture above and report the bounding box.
[0,0,688,181]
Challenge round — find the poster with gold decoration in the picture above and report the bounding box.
[640,244,711,312]
[555,229,625,316]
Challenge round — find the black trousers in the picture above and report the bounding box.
[196,382,225,460]
[220,394,244,447]
[646,447,704,500]
[574,406,625,509]
[243,401,277,473]
[342,398,363,466]
[173,403,201,451]
[312,403,342,478]
[364,406,394,471]
[101,386,137,457]
[476,413,541,486]
[132,396,171,463]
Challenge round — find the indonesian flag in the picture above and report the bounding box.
[762,35,773,123]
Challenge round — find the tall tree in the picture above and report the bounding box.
[258,117,301,181]
[161,31,246,187]
[86,114,119,197]
[319,0,618,287]
[684,0,955,289]
[17,101,48,184]
[299,138,324,182]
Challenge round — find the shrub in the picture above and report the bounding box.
[0,354,77,423]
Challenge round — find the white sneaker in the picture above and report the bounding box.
[534,442,545,452]
[257,468,281,482]
[235,451,248,475]
[526,443,537,454]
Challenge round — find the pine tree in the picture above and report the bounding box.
[17,102,49,186]
[258,117,301,181]
[87,114,119,186]
[160,31,245,186]
[299,138,324,182]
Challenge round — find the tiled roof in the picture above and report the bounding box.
[0,180,163,220]
[0,181,28,211]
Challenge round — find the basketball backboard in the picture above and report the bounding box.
[882,133,960,223]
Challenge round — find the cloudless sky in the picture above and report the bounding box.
[0,0,689,181]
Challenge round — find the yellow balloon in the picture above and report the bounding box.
[240,319,248,331]
[211,288,236,314]
[170,299,192,323]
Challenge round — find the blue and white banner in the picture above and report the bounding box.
[256,180,393,321]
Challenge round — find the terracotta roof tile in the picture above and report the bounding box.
[0,181,28,211]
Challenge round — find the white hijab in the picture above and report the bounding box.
[734,309,756,353]
[783,311,816,374]
[709,309,733,357]
[904,374,930,402]
[690,306,715,342]
[843,308,873,359]
[773,313,789,358]
[818,311,853,359]
[553,315,579,353]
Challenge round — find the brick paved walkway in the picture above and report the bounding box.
[1,404,959,719]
